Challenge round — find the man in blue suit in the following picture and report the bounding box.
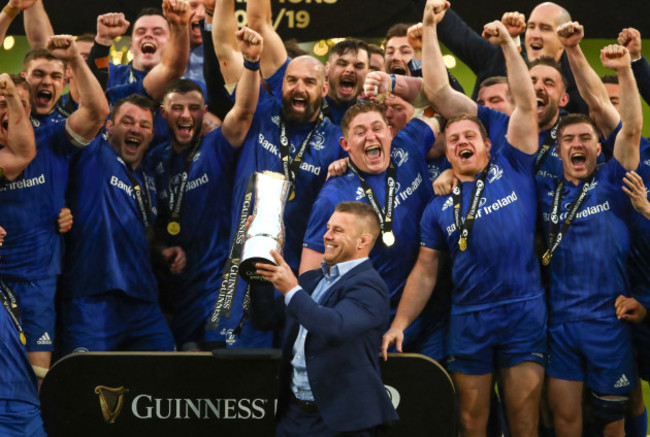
[251,201,398,436]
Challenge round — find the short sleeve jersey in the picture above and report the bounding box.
[232,97,345,270]
[420,142,543,314]
[303,118,434,308]
[149,128,238,302]
[61,134,159,301]
[0,123,79,280]
[537,158,633,324]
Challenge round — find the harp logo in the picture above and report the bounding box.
[95,385,129,424]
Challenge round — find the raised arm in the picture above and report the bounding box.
[618,28,650,106]
[91,13,130,91]
[209,0,243,86]
[143,0,191,102]
[382,246,440,359]
[421,0,476,118]
[220,27,262,148]
[0,74,36,180]
[22,0,52,49]
[484,20,537,154]
[246,0,287,79]
[0,0,36,45]
[558,22,619,137]
[603,45,642,171]
[46,35,109,143]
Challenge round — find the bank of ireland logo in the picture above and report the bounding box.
[95,385,129,424]
[384,385,401,409]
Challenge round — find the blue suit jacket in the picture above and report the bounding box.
[249,259,398,432]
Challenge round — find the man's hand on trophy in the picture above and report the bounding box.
[256,250,298,295]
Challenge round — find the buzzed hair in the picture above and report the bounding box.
[556,113,599,140]
[23,49,67,72]
[288,55,326,82]
[135,7,166,21]
[529,56,568,90]
[110,94,157,122]
[335,201,381,244]
[329,38,369,63]
[534,2,571,26]
[445,113,489,141]
[479,76,508,90]
[340,101,389,138]
[76,33,96,44]
[367,43,384,58]
[164,79,205,101]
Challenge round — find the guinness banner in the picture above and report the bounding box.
[40,351,456,436]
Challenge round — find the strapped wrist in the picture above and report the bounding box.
[2,4,20,18]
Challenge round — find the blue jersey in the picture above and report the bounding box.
[233,97,345,270]
[323,95,355,125]
[426,155,451,184]
[150,128,237,308]
[537,158,633,324]
[0,123,79,280]
[420,142,543,314]
[61,134,159,301]
[0,305,39,405]
[29,102,68,131]
[303,119,433,308]
[108,62,146,89]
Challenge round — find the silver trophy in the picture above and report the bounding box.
[239,171,292,284]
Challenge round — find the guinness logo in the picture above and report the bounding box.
[95,385,129,424]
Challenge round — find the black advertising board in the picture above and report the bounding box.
[40,350,456,436]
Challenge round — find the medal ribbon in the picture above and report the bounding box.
[123,164,154,238]
[451,160,491,251]
[278,112,323,197]
[166,139,201,232]
[534,118,560,174]
[0,279,26,345]
[543,174,595,265]
[347,159,397,246]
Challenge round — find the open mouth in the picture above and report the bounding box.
[291,96,307,111]
[36,90,53,106]
[1,120,8,131]
[177,123,194,135]
[530,42,543,51]
[390,65,407,75]
[365,145,382,159]
[339,77,356,94]
[141,42,157,55]
[570,152,586,166]
[125,136,142,153]
[191,21,201,31]
[459,149,474,161]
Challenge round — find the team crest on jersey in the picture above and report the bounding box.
[155,161,165,175]
[585,180,599,191]
[487,164,503,183]
[102,131,109,141]
[428,166,441,181]
[30,117,40,128]
[441,196,453,211]
[193,151,201,162]
[310,132,326,151]
[392,148,409,167]
[355,186,365,201]
[644,159,650,168]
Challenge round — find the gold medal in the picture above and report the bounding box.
[288,190,296,201]
[542,250,552,266]
[382,231,395,247]
[19,332,26,346]
[458,236,467,251]
[167,221,181,236]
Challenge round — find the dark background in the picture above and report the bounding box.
[6,0,650,40]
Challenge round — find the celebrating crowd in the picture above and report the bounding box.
[1,0,650,435]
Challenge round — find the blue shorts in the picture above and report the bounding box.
[632,321,650,381]
[60,291,175,354]
[547,317,636,395]
[8,277,57,352]
[447,297,547,375]
[0,400,46,437]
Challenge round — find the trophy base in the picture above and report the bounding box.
[239,257,275,284]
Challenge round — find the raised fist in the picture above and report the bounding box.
[482,20,510,47]
[600,44,631,71]
[501,11,526,38]
[163,0,191,27]
[8,0,37,11]
[0,73,17,97]
[407,23,423,52]
[236,27,263,63]
[362,71,391,103]
[423,0,450,26]
[96,13,130,46]
[46,35,80,62]
[556,21,584,48]
[618,28,642,61]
